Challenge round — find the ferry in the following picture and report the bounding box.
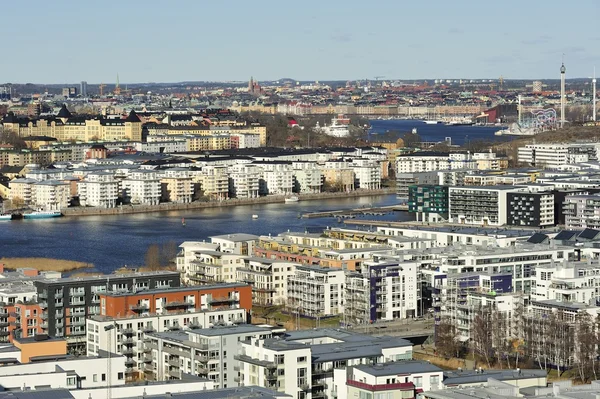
[284,196,299,203]
[23,210,62,219]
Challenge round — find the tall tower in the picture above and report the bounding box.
[560,62,566,128]
[593,67,597,122]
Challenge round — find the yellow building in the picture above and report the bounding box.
[0,149,71,167]
[321,168,355,191]
[2,106,142,142]
[186,135,231,151]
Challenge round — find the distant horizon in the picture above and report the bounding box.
[2,0,598,84]
[2,76,596,87]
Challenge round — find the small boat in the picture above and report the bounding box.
[423,120,441,125]
[182,218,186,227]
[23,210,62,219]
[252,214,259,220]
[285,196,299,203]
[0,214,12,221]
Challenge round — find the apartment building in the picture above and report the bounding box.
[336,361,444,399]
[237,329,413,399]
[198,165,229,200]
[144,325,274,386]
[9,178,70,209]
[87,305,249,380]
[2,108,143,142]
[0,148,72,167]
[345,260,418,323]
[530,261,600,305]
[292,165,323,194]
[77,171,119,208]
[121,170,161,205]
[228,163,261,198]
[396,153,477,173]
[287,265,345,317]
[507,191,555,227]
[449,186,524,226]
[320,167,355,192]
[181,249,247,285]
[396,170,466,200]
[256,162,294,196]
[160,176,193,203]
[564,194,600,229]
[518,144,597,168]
[237,258,297,305]
[351,159,381,190]
[33,271,180,353]
[408,185,449,222]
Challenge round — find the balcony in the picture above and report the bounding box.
[122,338,135,345]
[165,301,193,309]
[234,354,277,369]
[168,358,180,367]
[124,358,136,367]
[143,354,154,363]
[39,302,48,309]
[131,304,149,313]
[208,297,238,305]
[122,328,135,336]
[144,364,155,373]
[142,326,155,333]
[167,369,182,379]
[122,348,136,356]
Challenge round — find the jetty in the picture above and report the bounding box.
[301,204,407,219]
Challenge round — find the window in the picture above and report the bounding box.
[413,376,422,388]
[297,356,306,362]
[101,374,106,382]
[430,375,440,388]
[93,374,97,382]
[118,372,124,380]
[67,377,76,386]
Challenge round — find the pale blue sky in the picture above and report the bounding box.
[2,0,599,83]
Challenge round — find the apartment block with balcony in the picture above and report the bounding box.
[287,265,345,317]
[564,194,600,229]
[197,165,229,201]
[86,306,249,380]
[160,176,194,203]
[351,159,381,190]
[144,325,274,386]
[121,170,161,205]
[449,186,524,226]
[33,271,180,353]
[228,164,261,198]
[77,171,119,208]
[345,260,418,324]
[236,258,297,306]
[237,329,413,399]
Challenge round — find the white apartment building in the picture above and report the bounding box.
[335,361,444,399]
[564,194,600,229]
[531,261,600,305]
[237,257,297,306]
[258,163,294,195]
[182,249,247,285]
[293,169,323,193]
[121,170,161,205]
[210,233,258,255]
[287,265,345,317]
[143,325,273,387]
[396,153,477,173]
[518,144,596,169]
[351,159,381,190]
[177,241,220,284]
[237,329,413,399]
[160,176,193,203]
[232,133,261,148]
[346,260,418,323]
[77,171,119,208]
[449,186,524,226]
[87,307,248,377]
[228,163,261,198]
[136,140,187,153]
[8,178,36,205]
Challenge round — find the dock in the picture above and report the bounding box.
[301,204,407,219]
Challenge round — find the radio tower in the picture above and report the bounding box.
[593,67,597,122]
[560,59,566,128]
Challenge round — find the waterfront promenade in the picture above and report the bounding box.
[62,188,396,217]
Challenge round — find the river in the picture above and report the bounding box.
[0,195,409,273]
[369,119,507,145]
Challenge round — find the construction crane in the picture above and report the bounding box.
[499,75,504,91]
[98,83,106,96]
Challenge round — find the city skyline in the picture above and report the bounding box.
[2,0,599,84]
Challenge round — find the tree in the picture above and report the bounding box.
[575,312,597,382]
[160,241,179,269]
[145,244,161,271]
[472,307,494,367]
[435,317,461,359]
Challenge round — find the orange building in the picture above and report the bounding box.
[10,302,43,341]
[13,335,67,363]
[100,283,252,319]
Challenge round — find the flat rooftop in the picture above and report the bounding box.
[102,283,248,297]
[354,360,443,376]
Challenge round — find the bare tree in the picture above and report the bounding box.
[472,307,494,367]
[435,317,461,359]
[145,244,161,270]
[160,241,179,268]
[575,312,596,382]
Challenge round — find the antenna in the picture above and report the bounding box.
[593,67,597,122]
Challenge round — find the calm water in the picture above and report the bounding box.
[369,119,507,146]
[0,195,409,273]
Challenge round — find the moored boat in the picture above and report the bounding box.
[23,210,62,219]
[0,214,12,221]
[284,196,299,203]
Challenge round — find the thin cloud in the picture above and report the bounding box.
[521,35,553,45]
[330,33,352,43]
[447,28,463,34]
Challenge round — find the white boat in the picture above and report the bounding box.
[24,210,62,219]
[423,120,441,125]
[285,196,299,203]
[252,214,259,220]
[0,214,11,221]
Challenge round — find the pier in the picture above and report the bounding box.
[301,204,407,219]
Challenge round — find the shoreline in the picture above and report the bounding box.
[61,188,397,217]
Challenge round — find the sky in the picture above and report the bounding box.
[2,0,599,84]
